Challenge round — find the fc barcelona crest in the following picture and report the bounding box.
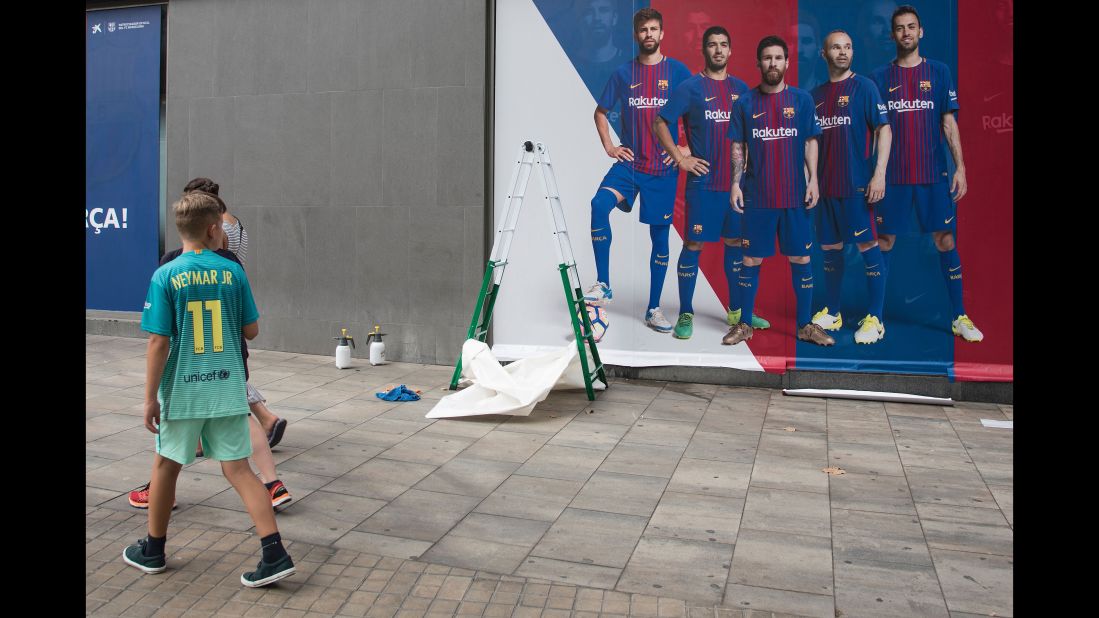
[731,94,739,102]
[692,224,703,234]
[742,238,750,247]
[783,107,795,118]
[658,79,669,90]
[920,80,932,91]
[837,95,849,107]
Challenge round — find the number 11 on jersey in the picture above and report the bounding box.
[186,300,224,354]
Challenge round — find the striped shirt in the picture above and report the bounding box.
[141,249,258,420]
[812,74,889,198]
[658,73,750,192]
[223,217,248,266]
[597,56,692,176]
[869,58,958,184]
[727,85,822,209]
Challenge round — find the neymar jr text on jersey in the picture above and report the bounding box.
[169,269,236,291]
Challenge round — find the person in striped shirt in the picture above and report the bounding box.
[809,30,892,344]
[585,7,692,335]
[869,5,983,342]
[184,177,249,266]
[652,25,771,340]
[723,35,834,347]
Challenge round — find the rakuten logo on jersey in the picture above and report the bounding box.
[819,116,852,130]
[752,127,798,141]
[629,96,667,109]
[888,99,934,113]
[705,110,731,122]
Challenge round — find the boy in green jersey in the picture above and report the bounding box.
[122,192,294,587]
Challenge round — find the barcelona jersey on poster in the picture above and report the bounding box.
[597,57,692,176]
[869,59,959,185]
[727,86,822,209]
[658,73,750,192]
[812,74,889,198]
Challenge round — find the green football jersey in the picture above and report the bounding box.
[140,249,259,420]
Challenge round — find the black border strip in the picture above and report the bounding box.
[484,0,496,347]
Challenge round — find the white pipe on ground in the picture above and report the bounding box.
[782,388,954,406]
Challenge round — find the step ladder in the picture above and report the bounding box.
[449,140,608,400]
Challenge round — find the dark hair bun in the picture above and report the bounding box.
[183,177,220,195]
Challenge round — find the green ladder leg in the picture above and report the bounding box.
[450,260,504,390]
[559,264,608,401]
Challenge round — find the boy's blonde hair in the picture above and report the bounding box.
[174,191,223,241]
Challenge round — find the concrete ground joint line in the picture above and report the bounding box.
[504,392,633,584]
[718,392,771,607]
[887,411,953,613]
[825,399,838,617]
[608,382,698,597]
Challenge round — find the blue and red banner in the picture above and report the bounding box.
[492,0,1011,382]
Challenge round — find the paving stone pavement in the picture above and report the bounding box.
[87,335,1014,617]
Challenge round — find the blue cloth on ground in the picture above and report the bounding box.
[376,385,421,401]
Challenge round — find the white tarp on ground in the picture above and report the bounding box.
[426,339,604,419]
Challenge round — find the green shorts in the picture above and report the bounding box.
[156,414,252,465]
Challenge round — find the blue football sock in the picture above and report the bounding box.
[791,261,814,328]
[939,248,965,317]
[880,246,893,279]
[648,224,670,310]
[739,263,761,325]
[724,243,743,311]
[676,247,701,315]
[861,244,886,318]
[822,248,843,313]
[590,190,617,286]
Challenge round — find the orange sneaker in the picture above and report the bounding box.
[268,480,292,509]
[128,483,178,509]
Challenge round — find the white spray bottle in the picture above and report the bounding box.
[333,328,355,369]
[366,325,387,366]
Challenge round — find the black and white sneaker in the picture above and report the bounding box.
[241,554,296,588]
[122,539,167,574]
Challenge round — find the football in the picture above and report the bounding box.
[580,302,609,343]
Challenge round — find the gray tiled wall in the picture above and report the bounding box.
[167,0,487,364]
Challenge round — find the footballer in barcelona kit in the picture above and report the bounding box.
[652,25,771,341]
[586,8,691,338]
[724,36,835,347]
[810,30,892,345]
[869,6,984,341]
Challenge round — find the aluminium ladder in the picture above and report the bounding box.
[448,140,607,400]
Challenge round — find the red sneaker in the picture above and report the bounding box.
[127,483,178,510]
